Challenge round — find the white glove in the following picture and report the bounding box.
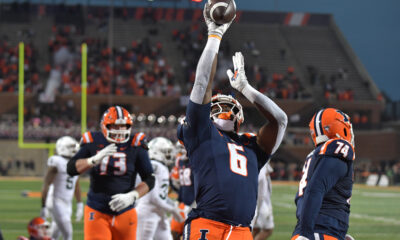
[171,206,185,223]
[345,234,355,240]
[87,143,117,166]
[227,52,249,92]
[75,202,84,222]
[295,236,310,240]
[109,190,139,212]
[40,207,49,219]
[203,3,235,38]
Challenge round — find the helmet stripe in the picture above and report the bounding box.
[314,109,325,137]
[116,106,123,119]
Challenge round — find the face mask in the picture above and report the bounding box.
[213,118,235,132]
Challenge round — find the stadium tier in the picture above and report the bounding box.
[0,2,398,184]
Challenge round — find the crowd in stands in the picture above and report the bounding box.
[0,35,40,94]
[45,26,178,98]
[307,65,356,101]
[172,23,308,99]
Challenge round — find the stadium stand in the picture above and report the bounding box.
[0,3,398,186]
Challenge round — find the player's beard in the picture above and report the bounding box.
[213,119,235,132]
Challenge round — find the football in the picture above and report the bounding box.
[205,0,236,25]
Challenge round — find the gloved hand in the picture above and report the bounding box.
[75,202,84,222]
[227,52,249,92]
[203,2,236,38]
[87,143,117,166]
[295,236,310,240]
[40,207,49,219]
[109,190,139,212]
[171,205,185,223]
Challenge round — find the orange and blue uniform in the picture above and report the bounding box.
[67,131,153,240]
[178,100,270,240]
[292,139,354,240]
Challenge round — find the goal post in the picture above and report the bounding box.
[18,42,88,157]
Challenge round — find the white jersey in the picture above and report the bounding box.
[136,160,175,240]
[137,160,176,215]
[47,155,78,202]
[257,163,273,206]
[252,163,274,230]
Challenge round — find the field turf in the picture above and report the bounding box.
[0,178,399,239]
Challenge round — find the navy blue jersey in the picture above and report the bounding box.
[177,157,195,206]
[177,100,270,226]
[293,139,355,240]
[70,131,153,215]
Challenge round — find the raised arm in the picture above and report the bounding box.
[189,5,235,105]
[227,52,288,155]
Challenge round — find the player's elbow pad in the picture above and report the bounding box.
[67,159,79,176]
[142,174,156,191]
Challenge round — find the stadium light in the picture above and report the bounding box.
[157,116,166,125]
[167,115,177,125]
[147,114,156,124]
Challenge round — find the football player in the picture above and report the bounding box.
[291,108,355,240]
[170,142,195,240]
[17,217,52,240]
[136,137,184,240]
[41,136,82,240]
[178,4,288,239]
[67,106,155,240]
[251,163,274,240]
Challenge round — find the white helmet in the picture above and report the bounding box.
[174,141,187,160]
[148,137,174,166]
[56,136,79,158]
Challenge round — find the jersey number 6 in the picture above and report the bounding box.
[227,143,248,176]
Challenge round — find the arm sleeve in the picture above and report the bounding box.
[241,85,288,155]
[189,37,220,104]
[298,157,348,237]
[67,144,91,176]
[136,147,155,191]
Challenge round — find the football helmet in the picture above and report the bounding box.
[55,136,79,158]
[148,137,175,166]
[27,217,51,240]
[100,106,133,143]
[174,141,187,159]
[309,108,354,147]
[210,94,244,132]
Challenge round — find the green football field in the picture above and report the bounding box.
[0,178,399,240]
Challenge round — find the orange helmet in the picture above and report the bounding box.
[211,94,244,132]
[100,106,133,143]
[27,217,51,240]
[309,108,354,147]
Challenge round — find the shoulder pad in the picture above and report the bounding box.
[80,131,94,144]
[131,132,148,149]
[47,156,58,167]
[318,139,355,161]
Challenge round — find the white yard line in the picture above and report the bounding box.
[274,202,400,225]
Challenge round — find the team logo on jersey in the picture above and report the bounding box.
[199,229,209,240]
[89,212,95,220]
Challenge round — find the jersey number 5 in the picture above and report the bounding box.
[227,143,248,176]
